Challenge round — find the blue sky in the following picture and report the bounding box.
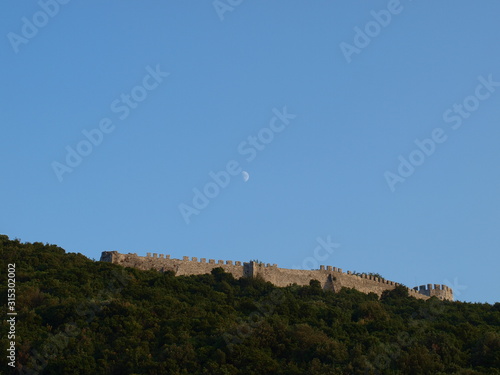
[1,1,499,303]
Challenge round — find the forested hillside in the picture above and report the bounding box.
[1,235,499,374]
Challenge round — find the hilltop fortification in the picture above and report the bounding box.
[100,251,453,301]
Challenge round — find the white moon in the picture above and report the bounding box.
[242,171,250,182]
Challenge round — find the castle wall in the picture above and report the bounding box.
[101,251,247,278]
[100,252,452,301]
[250,264,429,300]
[335,271,429,300]
[413,284,454,301]
[251,263,328,288]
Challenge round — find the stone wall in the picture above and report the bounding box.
[102,251,248,279]
[413,284,454,301]
[100,251,453,301]
[250,263,429,300]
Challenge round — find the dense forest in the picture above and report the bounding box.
[1,235,499,374]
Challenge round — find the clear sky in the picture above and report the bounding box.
[2,1,499,303]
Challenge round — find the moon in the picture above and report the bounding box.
[242,171,250,182]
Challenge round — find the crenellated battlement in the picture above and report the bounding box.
[100,251,453,301]
[413,283,453,301]
[142,252,248,266]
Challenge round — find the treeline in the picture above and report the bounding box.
[1,235,499,374]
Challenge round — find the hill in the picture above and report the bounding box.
[1,235,499,374]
